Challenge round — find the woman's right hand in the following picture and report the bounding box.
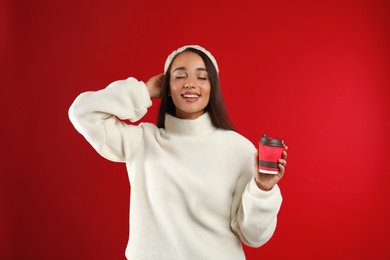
[145,73,164,98]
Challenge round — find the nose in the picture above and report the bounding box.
[184,75,196,88]
[184,83,194,89]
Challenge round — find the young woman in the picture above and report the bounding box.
[69,45,287,259]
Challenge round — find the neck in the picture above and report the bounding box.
[164,112,216,136]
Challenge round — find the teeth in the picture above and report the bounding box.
[183,94,199,98]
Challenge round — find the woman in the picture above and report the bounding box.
[69,45,287,259]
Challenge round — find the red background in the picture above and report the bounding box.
[2,0,390,259]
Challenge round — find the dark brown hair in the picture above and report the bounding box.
[157,47,235,131]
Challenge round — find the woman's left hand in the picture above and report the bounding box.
[254,146,288,191]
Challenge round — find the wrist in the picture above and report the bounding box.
[255,178,272,191]
[145,83,153,97]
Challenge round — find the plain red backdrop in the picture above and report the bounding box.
[2,0,389,259]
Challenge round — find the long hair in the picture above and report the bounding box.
[157,48,235,131]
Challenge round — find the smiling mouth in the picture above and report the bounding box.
[182,94,200,98]
[181,93,201,102]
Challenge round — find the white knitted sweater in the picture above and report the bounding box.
[68,77,282,260]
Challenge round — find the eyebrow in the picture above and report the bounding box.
[173,67,207,72]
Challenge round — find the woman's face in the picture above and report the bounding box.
[169,51,211,120]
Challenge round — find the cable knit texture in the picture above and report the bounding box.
[68,77,283,260]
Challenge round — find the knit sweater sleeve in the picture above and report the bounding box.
[230,155,283,248]
[68,77,152,162]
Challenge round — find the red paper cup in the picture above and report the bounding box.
[258,134,285,174]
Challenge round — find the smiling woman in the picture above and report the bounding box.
[157,46,235,130]
[166,51,211,119]
[68,45,288,259]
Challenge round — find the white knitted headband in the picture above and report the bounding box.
[163,45,219,74]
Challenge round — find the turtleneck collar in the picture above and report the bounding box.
[164,112,217,137]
